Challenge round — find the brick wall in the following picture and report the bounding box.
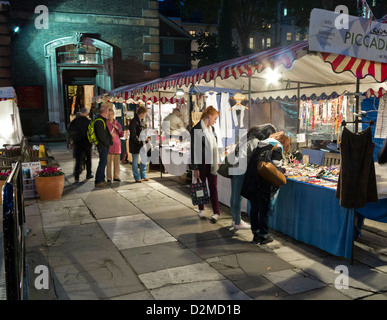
[10,0,160,135]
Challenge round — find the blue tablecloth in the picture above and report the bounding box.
[269,179,355,259]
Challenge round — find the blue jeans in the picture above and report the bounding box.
[132,153,147,181]
[96,144,109,184]
[230,174,250,225]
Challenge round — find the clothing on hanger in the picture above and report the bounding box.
[220,92,233,138]
[336,126,378,209]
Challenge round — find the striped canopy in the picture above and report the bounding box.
[93,41,387,103]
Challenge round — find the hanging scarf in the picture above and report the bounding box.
[201,120,219,175]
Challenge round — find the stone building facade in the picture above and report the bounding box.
[9,0,161,135]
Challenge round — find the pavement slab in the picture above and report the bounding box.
[48,238,145,300]
[149,279,252,300]
[263,269,326,295]
[98,214,177,250]
[83,188,142,219]
[121,242,202,274]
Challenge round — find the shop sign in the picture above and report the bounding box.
[309,8,387,64]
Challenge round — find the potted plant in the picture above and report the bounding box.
[34,166,65,201]
[48,121,59,138]
[0,170,11,204]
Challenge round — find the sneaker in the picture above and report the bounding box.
[86,174,94,179]
[142,178,149,181]
[210,214,220,223]
[198,210,205,219]
[114,178,121,182]
[135,180,142,183]
[234,220,251,230]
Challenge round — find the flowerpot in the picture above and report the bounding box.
[48,123,59,138]
[35,174,65,201]
[0,180,5,204]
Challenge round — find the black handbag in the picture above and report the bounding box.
[190,179,209,206]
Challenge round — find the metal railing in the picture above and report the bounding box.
[2,161,27,300]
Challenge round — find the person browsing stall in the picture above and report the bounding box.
[106,109,124,182]
[190,105,221,223]
[129,106,149,183]
[94,104,113,188]
[241,131,290,244]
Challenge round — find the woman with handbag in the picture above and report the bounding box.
[241,131,290,244]
[190,106,221,223]
[223,124,277,230]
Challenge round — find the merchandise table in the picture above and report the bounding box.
[269,179,355,258]
[269,178,387,259]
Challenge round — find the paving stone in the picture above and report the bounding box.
[263,269,326,295]
[83,188,142,219]
[99,214,177,250]
[121,242,202,274]
[108,290,154,300]
[44,223,107,246]
[40,206,94,229]
[209,251,293,276]
[290,257,387,299]
[281,286,351,300]
[139,262,225,290]
[48,238,145,300]
[149,279,251,300]
[185,236,257,259]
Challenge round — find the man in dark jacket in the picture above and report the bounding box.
[68,108,93,183]
[94,104,113,188]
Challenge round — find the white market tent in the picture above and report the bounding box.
[0,87,24,148]
[93,41,387,128]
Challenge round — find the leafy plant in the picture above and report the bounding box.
[0,170,11,180]
[36,167,64,177]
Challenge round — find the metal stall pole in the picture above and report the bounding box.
[296,82,301,150]
[159,91,162,178]
[248,76,252,130]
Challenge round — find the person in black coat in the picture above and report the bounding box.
[68,108,93,183]
[190,106,221,223]
[378,139,387,165]
[129,106,149,182]
[94,104,113,187]
[241,132,290,244]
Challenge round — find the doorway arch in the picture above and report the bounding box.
[44,34,113,132]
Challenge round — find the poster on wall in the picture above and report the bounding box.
[15,86,43,109]
[21,162,41,198]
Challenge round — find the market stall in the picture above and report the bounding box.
[91,11,387,259]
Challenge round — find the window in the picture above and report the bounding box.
[249,37,254,49]
[286,32,292,41]
[284,8,288,16]
[204,32,210,37]
[372,0,376,6]
[266,38,271,48]
[163,39,174,55]
[262,38,265,49]
[304,33,309,41]
[296,33,300,41]
[189,30,196,37]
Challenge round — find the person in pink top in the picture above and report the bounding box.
[106,109,124,182]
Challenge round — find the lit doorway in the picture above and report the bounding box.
[62,69,97,129]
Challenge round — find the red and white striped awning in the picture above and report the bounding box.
[321,52,387,82]
[93,41,387,103]
[137,41,309,94]
[365,87,387,98]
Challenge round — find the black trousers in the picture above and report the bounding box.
[249,196,270,235]
[73,143,92,179]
